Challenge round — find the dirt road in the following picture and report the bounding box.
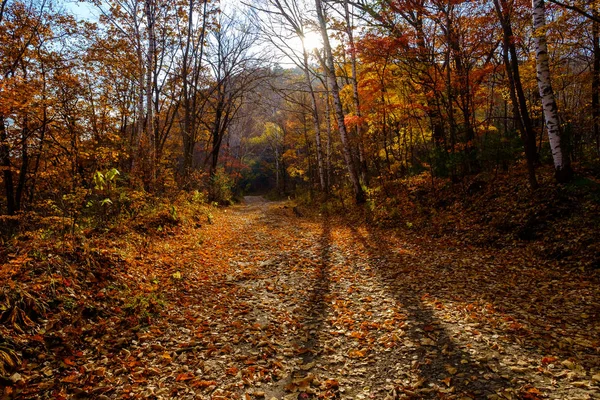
[25,198,597,399]
[130,197,595,399]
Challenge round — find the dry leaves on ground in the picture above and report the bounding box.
[1,196,599,399]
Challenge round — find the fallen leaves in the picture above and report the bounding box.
[347,348,368,358]
[190,379,218,388]
[1,197,599,400]
[284,373,315,392]
[175,372,194,381]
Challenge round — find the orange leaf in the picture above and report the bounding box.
[322,379,339,389]
[541,356,557,365]
[190,379,217,388]
[522,387,542,400]
[30,335,44,342]
[176,373,194,382]
[350,331,365,339]
[348,349,367,358]
[61,374,79,383]
[63,357,76,366]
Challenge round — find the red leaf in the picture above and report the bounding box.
[541,356,557,365]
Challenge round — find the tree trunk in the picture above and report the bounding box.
[180,0,208,178]
[0,116,15,215]
[145,0,156,189]
[493,0,538,188]
[343,0,368,185]
[314,0,365,204]
[445,35,458,181]
[593,9,600,156]
[133,3,145,180]
[324,72,333,193]
[181,0,193,176]
[301,47,326,192]
[532,0,573,182]
[274,143,280,194]
[210,102,224,178]
[15,123,29,211]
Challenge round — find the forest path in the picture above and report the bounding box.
[30,199,597,399]
[130,199,598,399]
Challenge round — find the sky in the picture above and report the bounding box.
[65,0,97,21]
[61,0,323,67]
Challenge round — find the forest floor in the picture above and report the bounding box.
[1,194,600,399]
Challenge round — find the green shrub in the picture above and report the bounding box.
[209,168,235,205]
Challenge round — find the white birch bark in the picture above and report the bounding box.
[144,0,156,186]
[532,0,566,172]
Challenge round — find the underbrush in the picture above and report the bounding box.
[0,189,215,241]
[304,164,600,272]
[0,239,128,387]
[0,189,218,389]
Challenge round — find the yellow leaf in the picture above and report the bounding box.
[348,349,367,358]
[445,365,457,375]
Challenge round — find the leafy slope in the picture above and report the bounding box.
[1,196,599,399]
[364,167,600,274]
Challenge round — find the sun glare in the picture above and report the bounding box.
[300,30,323,52]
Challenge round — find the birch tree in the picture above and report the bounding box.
[532,0,573,182]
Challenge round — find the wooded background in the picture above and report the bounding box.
[1,0,599,222]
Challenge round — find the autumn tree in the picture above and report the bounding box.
[315,0,365,203]
[0,0,80,214]
[91,0,181,189]
[491,0,538,188]
[177,0,212,178]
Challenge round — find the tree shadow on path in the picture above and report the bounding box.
[301,215,332,363]
[347,225,522,398]
[304,219,332,363]
[275,215,333,397]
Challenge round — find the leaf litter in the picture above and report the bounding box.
[1,196,599,399]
